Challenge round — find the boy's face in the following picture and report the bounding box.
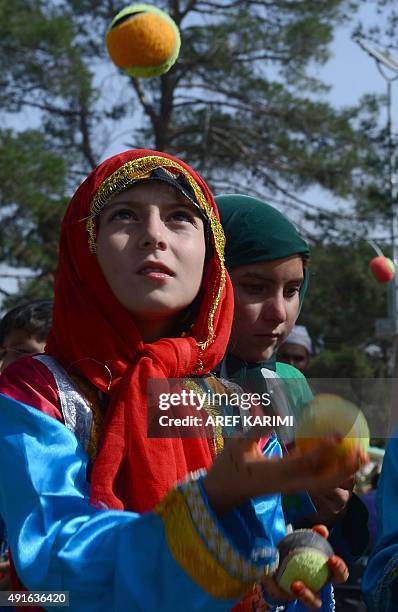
[96,181,206,341]
[0,329,46,372]
[228,255,304,363]
[277,342,310,373]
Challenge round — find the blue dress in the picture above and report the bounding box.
[0,365,335,611]
[0,392,282,611]
[362,435,398,611]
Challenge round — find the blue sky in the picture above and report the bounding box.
[321,13,387,108]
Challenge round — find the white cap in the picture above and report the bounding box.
[283,325,312,354]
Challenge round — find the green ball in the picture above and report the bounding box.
[276,529,333,593]
[123,57,177,79]
[277,550,330,593]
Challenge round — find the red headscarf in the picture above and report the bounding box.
[45,149,233,512]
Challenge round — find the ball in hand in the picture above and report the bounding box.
[106,4,181,78]
[369,256,395,283]
[276,529,334,593]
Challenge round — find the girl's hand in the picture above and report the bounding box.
[261,526,349,610]
[203,434,367,515]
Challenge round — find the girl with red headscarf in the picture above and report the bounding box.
[0,150,362,611]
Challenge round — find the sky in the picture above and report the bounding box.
[321,10,387,109]
[1,3,397,302]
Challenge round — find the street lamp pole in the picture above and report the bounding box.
[354,37,398,370]
[386,77,398,333]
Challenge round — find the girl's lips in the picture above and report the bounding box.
[255,334,280,341]
[256,333,279,338]
[137,262,175,277]
[139,269,173,280]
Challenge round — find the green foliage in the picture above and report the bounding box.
[308,346,383,378]
[0,129,68,305]
[299,241,392,376]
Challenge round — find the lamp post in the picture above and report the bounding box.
[354,37,398,365]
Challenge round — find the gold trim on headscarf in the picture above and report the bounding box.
[86,155,225,354]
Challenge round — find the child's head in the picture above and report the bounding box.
[277,324,312,373]
[0,299,53,372]
[46,149,232,387]
[216,194,309,363]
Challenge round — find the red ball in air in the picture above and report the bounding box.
[369,256,395,283]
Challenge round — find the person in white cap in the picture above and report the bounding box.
[277,324,312,374]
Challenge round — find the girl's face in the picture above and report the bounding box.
[228,255,304,363]
[96,181,206,341]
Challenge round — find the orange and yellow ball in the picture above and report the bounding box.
[106,4,181,78]
[295,394,370,463]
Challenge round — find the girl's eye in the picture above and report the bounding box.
[109,208,138,223]
[240,284,265,295]
[285,286,300,298]
[167,209,196,224]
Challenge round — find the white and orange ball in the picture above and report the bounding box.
[369,256,395,283]
[106,4,181,78]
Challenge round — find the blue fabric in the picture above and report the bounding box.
[0,392,251,612]
[254,435,287,552]
[362,435,398,611]
[284,584,334,612]
[0,515,6,545]
[197,478,279,573]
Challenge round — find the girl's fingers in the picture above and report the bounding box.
[228,434,264,458]
[205,434,369,515]
[297,445,367,493]
[340,476,355,490]
[327,555,349,584]
[261,577,295,602]
[291,581,322,609]
[311,524,329,539]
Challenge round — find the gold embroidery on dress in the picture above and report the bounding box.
[70,375,105,462]
[182,376,230,454]
[155,487,250,599]
[86,155,226,354]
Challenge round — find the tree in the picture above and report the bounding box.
[1,0,395,381]
[299,241,392,377]
[0,129,69,300]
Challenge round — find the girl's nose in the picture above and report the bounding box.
[262,292,287,324]
[137,210,167,250]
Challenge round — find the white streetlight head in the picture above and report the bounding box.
[353,36,398,75]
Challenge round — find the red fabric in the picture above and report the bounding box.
[44,149,234,513]
[0,361,61,610]
[0,357,63,422]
